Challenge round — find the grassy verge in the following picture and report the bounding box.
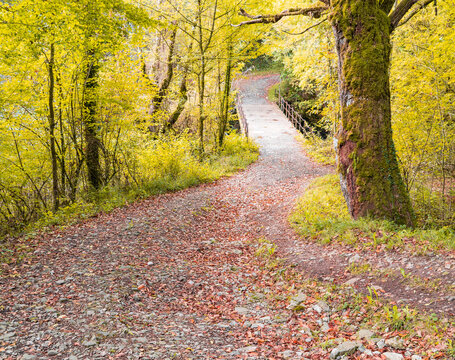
[0,132,258,268]
[290,174,455,253]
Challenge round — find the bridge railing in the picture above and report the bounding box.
[235,91,249,138]
[277,94,312,137]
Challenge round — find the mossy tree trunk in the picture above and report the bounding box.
[331,0,414,225]
[83,49,102,190]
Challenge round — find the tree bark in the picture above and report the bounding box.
[197,58,206,155]
[47,43,59,211]
[165,71,188,132]
[218,43,233,147]
[149,27,177,117]
[83,49,102,190]
[197,0,206,155]
[332,0,414,225]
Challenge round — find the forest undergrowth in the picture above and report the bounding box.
[0,132,258,266]
[290,173,455,254]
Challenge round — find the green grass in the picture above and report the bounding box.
[267,83,280,102]
[290,174,455,252]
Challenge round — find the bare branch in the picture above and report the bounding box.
[390,0,433,30]
[280,17,327,35]
[232,6,328,27]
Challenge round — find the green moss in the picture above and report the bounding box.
[331,0,414,225]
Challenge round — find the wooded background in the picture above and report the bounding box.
[0,0,453,237]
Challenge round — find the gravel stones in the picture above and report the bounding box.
[385,337,406,350]
[0,331,16,341]
[383,352,404,360]
[330,341,361,359]
[235,306,249,315]
[288,291,307,310]
[239,345,257,353]
[357,329,375,340]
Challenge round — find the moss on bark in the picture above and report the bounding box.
[331,0,414,226]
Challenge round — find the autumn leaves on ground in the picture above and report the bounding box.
[1,1,455,359]
[0,76,453,360]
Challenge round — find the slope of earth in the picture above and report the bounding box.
[0,74,452,360]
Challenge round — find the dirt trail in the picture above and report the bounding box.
[0,75,453,360]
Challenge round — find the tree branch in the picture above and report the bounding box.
[395,0,434,28]
[389,0,433,30]
[232,6,328,27]
[280,17,327,35]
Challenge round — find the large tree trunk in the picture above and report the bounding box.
[332,0,414,225]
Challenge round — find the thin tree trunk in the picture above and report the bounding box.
[218,43,232,147]
[198,63,206,154]
[196,0,209,154]
[48,43,59,211]
[149,27,177,117]
[55,71,66,202]
[59,93,66,200]
[196,0,217,155]
[163,41,193,133]
[165,72,188,132]
[332,0,414,225]
[83,49,101,190]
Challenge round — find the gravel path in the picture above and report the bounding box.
[0,75,453,360]
[238,75,454,318]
